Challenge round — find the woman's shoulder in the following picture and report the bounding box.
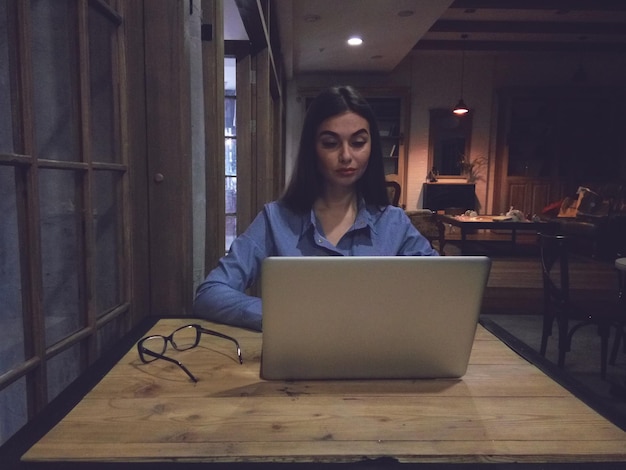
[359,205,412,233]
[383,205,407,217]
[263,200,298,217]
[261,200,308,227]
[365,204,408,222]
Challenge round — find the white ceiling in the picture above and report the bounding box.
[225,0,626,82]
[275,0,454,78]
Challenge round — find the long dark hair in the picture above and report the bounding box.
[280,85,389,213]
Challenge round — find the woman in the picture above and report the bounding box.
[193,85,437,331]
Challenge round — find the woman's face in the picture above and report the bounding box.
[315,111,371,192]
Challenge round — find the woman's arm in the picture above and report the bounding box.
[193,211,272,331]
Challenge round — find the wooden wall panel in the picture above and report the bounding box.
[236,53,254,234]
[201,0,226,273]
[530,181,551,216]
[507,183,527,213]
[144,0,193,315]
[255,50,273,212]
[121,0,150,325]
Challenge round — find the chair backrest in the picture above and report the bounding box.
[385,180,401,207]
[406,209,438,238]
[405,209,446,254]
[538,232,570,307]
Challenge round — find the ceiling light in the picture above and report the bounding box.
[347,36,363,46]
[453,99,469,116]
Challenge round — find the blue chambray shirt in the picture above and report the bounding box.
[193,200,438,331]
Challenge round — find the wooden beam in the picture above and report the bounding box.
[234,0,266,54]
[414,39,626,52]
[450,0,626,11]
[430,20,626,35]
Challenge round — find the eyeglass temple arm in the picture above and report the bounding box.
[139,347,199,382]
[197,326,243,364]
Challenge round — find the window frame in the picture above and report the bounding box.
[0,0,131,443]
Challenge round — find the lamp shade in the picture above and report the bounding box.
[453,99,469,115]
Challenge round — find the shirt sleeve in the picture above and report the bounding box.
[393,208,440,256]
[192,209,273,331]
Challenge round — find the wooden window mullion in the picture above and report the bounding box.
[77,0,98,367]
[110,0,131,325]
[14,0,48,417]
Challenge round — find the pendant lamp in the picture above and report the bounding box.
[453,35,469,115]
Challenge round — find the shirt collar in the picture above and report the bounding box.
[302,198,382,238]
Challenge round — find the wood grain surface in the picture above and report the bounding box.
[23,319,626,464]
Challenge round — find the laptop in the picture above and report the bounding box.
[260,256,491,380]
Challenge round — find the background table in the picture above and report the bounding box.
[23,319,626,466]
[437,214,557,254]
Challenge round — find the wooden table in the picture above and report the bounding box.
[437,214,557,254]
[22,318,626,467]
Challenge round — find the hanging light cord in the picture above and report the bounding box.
[453,34,469,115]
[459,33,468,98]
[459,48,465,98]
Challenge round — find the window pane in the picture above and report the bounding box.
[225,95,236,134]
[225,137,236,176]
[225,176,237,214]
[225,215,237,252]
[39,169,83,346]
[0,0,14,154]
[31,0,80,161]
[88,4,118,163]
[93,170,122,315]
[0,377,27,446]
[0,166,24,372]
[47,343,81,402]
[224,60,236,253]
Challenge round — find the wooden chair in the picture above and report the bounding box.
[385,180,401,207]
[405,209,446,254]
[608,257,626,359]
[538,232,624,379]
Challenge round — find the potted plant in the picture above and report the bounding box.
[458,156,488,183]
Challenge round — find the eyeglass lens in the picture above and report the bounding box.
[138,336,167,362]
[170,325,200,350]
[138,324,242,378]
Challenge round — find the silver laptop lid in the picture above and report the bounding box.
[260,256,491,380]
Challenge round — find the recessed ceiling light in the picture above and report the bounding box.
[347,36,363,46]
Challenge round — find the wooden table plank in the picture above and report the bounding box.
[22,320,626,465]
[36,396,625,441]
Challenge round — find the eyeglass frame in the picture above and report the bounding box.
[137,323,243,382]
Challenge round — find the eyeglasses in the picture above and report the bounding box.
[137,324,243,382]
